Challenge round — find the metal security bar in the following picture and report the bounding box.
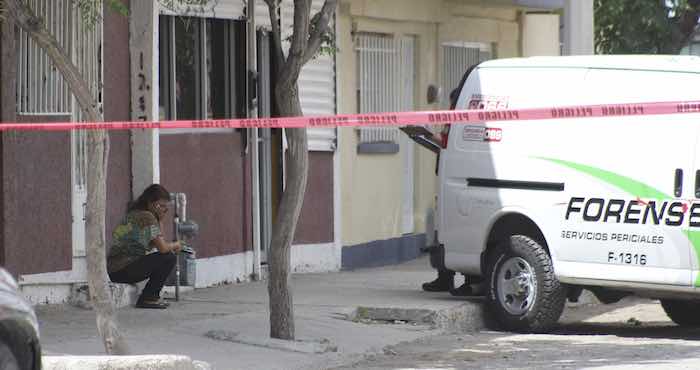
[17,0,73,114]
[16,0,102,116]
[442,42,491,107]
[356,33,415,144]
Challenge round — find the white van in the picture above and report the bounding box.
[436,55,700,332]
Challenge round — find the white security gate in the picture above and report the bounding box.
[357,33,416,234]
[72,4,103,257]
[17,0,103,257]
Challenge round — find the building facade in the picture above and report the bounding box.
[335,0,590,269]
[0,0,592,304]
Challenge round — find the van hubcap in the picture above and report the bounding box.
[496,257,537,315]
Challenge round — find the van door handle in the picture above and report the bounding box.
[675,169,683,198]
[695,170,700,198]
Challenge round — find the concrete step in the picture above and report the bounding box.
[345,300,487,333]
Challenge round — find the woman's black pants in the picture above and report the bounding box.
[109,252,177,300]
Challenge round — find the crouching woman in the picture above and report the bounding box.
[107,184,182,309]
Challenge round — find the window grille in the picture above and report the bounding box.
[16,1,103,190]
[442,42,491,107]
[16,0,102,117]
[356,33,415,144]
[16,0,71,114]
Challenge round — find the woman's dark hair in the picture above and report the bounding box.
[129,184,171,212]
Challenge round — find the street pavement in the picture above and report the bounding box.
[35,256,481,370]
[37,256,685,370]
[329,297,700,370]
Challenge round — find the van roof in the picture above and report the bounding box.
[479,55,700,73]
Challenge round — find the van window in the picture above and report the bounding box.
[435,64,479,174]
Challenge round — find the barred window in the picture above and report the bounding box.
[356,33,416,147]
[441,42,491,108]
[15,0,102,116]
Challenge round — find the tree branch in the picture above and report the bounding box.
[264,0,285,75]
[301,0,337,65]
[279,0,312,86]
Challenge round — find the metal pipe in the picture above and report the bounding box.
[248,0,262,281]
[179,193,187,221]
[170,192,187,301]
[171,193,180,301]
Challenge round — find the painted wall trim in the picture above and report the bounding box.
[342,233,426,270]
[19,257,88,305]
[194,251,254,288]
[357,142,400,154]
[291,242,341,273]
[513,0,564,9]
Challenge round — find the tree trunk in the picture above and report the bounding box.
[86,129,129,355]
[264,0,336,341]
[5,0,128,355]
[268,83,308,340]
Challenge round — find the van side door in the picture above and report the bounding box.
[555,69,697,288]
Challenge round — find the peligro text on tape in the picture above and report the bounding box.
[1,100,699,131]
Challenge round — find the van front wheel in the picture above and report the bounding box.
[486,235,565,333]
[660,299,700,327]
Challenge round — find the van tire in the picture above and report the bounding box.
[660,299,700,327]
[486,235,565,333]
[0,340,20,370]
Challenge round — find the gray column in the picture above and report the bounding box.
[563,0,594,55]
[129,1,160,197]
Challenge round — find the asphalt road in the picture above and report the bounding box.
[331,297,700,370]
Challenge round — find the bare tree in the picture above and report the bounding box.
[2,0,128,354]
[263,0,338,340]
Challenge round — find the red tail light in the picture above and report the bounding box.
[440,125,451,148]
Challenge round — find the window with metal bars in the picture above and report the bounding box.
[158,15,247,134]
[15,0,102,116]
[355,33,415,150]
[441,42,492,108]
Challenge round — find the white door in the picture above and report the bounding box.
[71,131,87,257]
[553,69,696,287]
[70,6,101,259]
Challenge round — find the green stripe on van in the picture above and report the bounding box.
[683,230,700,286]
[538,157,671,200]
[539,157,700,286]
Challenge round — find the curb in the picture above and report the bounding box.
[204,330,338,354]
[347,300,487,332]
[42,355,211,370]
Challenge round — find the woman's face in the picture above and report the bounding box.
[150,199,170,219]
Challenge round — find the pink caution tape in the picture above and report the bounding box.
[1,101,700,131]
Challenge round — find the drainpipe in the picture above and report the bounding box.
[172,192,186,301]
[248,0,262,281]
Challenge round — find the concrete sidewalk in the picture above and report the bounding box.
[35,257,485,370]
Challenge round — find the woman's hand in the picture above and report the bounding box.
[170,241,183,253]
[152,236,181,254]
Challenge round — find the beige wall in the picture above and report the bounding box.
[522,13,561,56]
[338,0,553,246]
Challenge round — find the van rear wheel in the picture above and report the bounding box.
[660,299,700,327]
[0,340,20,370]
[486,235,565,333]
